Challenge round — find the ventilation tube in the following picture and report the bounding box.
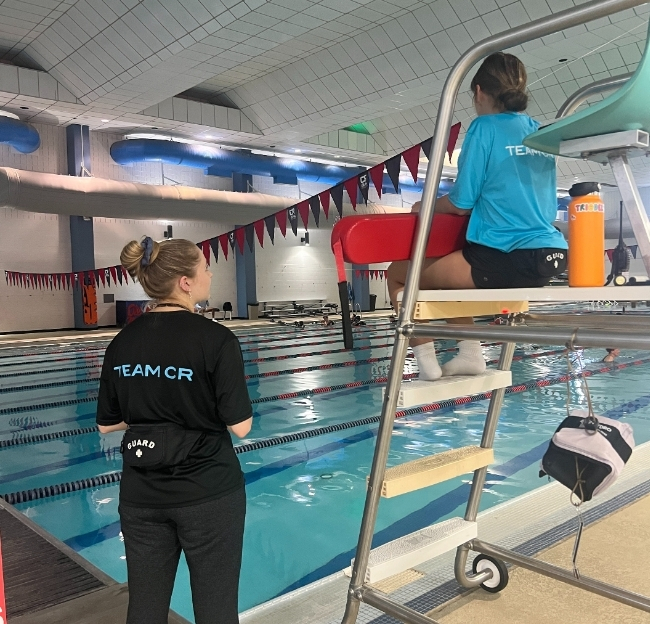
[0,117,40,154]
[0,167,294,221]
[110,139,434,193]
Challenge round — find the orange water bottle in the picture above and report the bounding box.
[568,182,605,287]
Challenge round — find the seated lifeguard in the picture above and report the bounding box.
[388,52,567,381]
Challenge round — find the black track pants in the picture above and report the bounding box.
[119,487,246,624]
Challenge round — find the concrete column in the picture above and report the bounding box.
[352,264,370,312]
[233,173,257,318]
[66,124,96,329]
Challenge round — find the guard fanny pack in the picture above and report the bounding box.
[539,409,635,502]
[120,423,205,469]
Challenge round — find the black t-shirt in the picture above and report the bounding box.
[96,311,252,508]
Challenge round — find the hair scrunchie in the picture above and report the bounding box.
[141,236,154,267]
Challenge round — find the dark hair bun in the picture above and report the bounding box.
[499,88,528,112]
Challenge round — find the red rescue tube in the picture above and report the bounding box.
[331,213,469,349]
[331,213,468,265]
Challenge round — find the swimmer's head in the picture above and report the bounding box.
[471,52,528,114]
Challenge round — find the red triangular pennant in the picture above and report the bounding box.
[369,163,384,198]
[319,190,330,219]
[276,210,287,238]
[219,234,229,261]
[254,220,265,248]
[201,240,211,265]
[297,201,310,230]
[235,228,246,254]
[344,177,358,210]
[447,121,461,161]
[109,266,117,285]
[99,270,106,287]
[402,144,420,183]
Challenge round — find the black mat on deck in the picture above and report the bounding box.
[0,507,104,618]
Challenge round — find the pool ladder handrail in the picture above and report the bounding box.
[340,2,650,624]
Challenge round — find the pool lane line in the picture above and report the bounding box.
[0,425,100,448]
[0,362,104,379]
[236,324,394,347]
[0,395,98,416]
[0,346,107,360]
[0,352,105,369]
[240,332,395,354]
[235,322,396,344]
[0,412,97,436]
[4,355,649,504]
[244,340,503,364]
[234,319,394,342]
[2,344,563,392]
[244,348,567,382]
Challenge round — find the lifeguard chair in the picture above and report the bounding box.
[335,3,650,624]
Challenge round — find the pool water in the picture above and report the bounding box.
[1,319,650,621]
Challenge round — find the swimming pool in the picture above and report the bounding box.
[2,318,650,621]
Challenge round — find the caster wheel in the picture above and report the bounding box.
[614,275,627,286]
[472,554,509,593]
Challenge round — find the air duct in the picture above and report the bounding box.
[0,167,294,222]
[109,138,438,193]
[0,115,40,154]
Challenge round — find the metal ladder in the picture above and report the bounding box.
[340,2,650,623]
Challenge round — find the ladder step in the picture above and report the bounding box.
[413,299,528,320]
[378,445,494,498]
[345,517,477,584]
[383,369,512,408]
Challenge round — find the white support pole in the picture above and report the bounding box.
[609,154,650,277]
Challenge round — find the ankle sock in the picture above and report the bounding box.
[412,342,442,381]
[441,340,486,377]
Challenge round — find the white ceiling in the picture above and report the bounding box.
[0,0,648,189]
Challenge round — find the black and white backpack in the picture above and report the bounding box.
[540,409,635,502]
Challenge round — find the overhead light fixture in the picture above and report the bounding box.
[294,149,302,153]
[300,232,310,246]
[101,119,109,122]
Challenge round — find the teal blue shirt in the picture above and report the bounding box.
[449,112,567,253]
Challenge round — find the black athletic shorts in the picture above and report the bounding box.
[462,243,567,289]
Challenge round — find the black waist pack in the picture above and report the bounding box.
[120,423,205,469]
[535,248,567,277]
